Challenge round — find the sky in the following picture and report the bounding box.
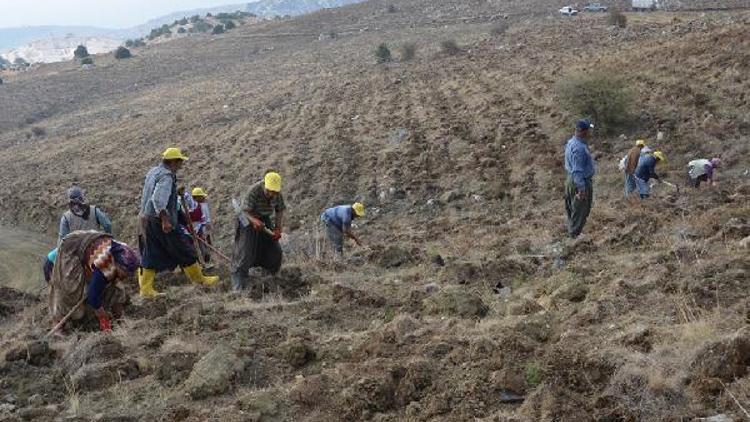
[0,0,244,29]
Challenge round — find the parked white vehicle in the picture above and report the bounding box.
[559,6,579,15]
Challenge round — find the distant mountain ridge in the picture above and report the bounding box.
[0,0,366,53]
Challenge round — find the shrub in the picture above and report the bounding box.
[224,20,237,30]
[125,39,134,47]
[375,43,392,63]
[132,39,146,47]
[193,21,213,33]
[13,57,28,66]
[177,27,187,34]
[608,9,627,28]
[114,46,132,59]
[491,22,508,35]
[525,362,543,387]
[400,43,417,61]
[179,17,189,25]
[73,45,89,59]
[556,71,634,135]
[441,39,461,56]
[80,57,94,65]
[31,126,46,137]
[190,14,201,23]
[212,24,225,35]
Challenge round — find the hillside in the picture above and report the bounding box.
[0,0,749,420]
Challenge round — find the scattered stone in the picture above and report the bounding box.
[507,298,543,316]
[430,253,445,267]
[377,246,414,268]
[423,287,489,318]
[71,358,141,391]
[0,403,16,413]
[698,414,732,422]
[498,389,525,403]
[183,345,244,399]
[689,334,750,396]
[552,282,588,302]
[280,338,316,368]
[4,340,55,366]
[440,190,464,203]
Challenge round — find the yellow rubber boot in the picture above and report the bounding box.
[183,263,219,286]
[138,268,162,298]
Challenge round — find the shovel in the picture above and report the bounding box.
[231,198,275,237]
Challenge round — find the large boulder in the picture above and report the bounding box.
[183,345,244,399]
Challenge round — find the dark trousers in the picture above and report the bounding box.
[687,173,708,188]
[564,175,593,238]
[140,218,197,272]
[324,222,344,254]
[231,223,282,290]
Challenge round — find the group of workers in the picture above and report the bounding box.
[46,147,366,334]
[564,118,722,238]
[46,119,722,333]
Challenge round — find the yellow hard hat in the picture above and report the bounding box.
[191,187,207,197]
[162,147,189,161]
[653,151,666,162]
[352,202,365,217]
[636,139,646,147]
[264,172,282,192]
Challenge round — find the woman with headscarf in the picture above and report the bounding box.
[58,185,112,243]
[49,230,139,333]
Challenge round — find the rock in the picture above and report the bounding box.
[377,246,413,268]
[5,340,55,366]
[280,338,316,368]
[552,282,588,302]
[498,389,525,403]
[71,358,141,391]
[430,254,445,267]
[26,394,43,407]
[698,415,732,422]
[507,298,543,316]
[63,334,124,374]
[154,352,197,387]
[423,287,489,318]
[423,283,439,294]
[740,235,750,248]
[237,390,279,419]
[440,190,464,203]
[689,334,750,396]
[0,403,16,413]
[183,345,244,399]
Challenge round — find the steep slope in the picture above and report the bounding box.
[0,0,749,420]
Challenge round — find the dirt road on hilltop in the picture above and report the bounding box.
[0,226,51,294]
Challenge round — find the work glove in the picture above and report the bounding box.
[96,309,112,332]
[271,228,282,241]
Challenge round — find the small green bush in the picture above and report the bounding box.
[441,39,461,56]
[224,20,237,30]
[212,24,225,35]
[525,362,543,387]
[80,57,94,65]
[375,43,392,63]
[177,27,187,34]
[190,15,201,23]
[608,9,627,28]
[400,43,417,61]
[179,17,189,25]
[73,45,89,59]
[193,21,213,33]
[114,46,132,59]
[556,71,634,135]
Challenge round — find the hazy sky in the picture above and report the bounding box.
[0,0,244,29]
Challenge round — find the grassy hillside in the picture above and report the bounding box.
[0,0,748,420]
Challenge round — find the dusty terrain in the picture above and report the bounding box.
[0,0,749,420]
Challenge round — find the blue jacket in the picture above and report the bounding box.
[635,155,660,182]
[321,205,354,231]
[564,136,596,190]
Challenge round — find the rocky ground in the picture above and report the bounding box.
[0,0,749,420]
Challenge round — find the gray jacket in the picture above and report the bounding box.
[140,164,179,225]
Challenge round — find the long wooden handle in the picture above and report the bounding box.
[195,236,232,263]
[47,297,85,337]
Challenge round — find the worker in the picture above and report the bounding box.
[320,203,365,254]
[188,187,212,266]
[231,171,285,291]
[564,119,596,238]
[137,147,218,298]
[634,150,666,199]
[58,186,112,243]
[48,230,139,334]
[687,157,721,188]
[623,139,646,199]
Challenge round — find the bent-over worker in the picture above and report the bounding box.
[320,203,365,254]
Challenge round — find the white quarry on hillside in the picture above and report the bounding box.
[2,36,122,64]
